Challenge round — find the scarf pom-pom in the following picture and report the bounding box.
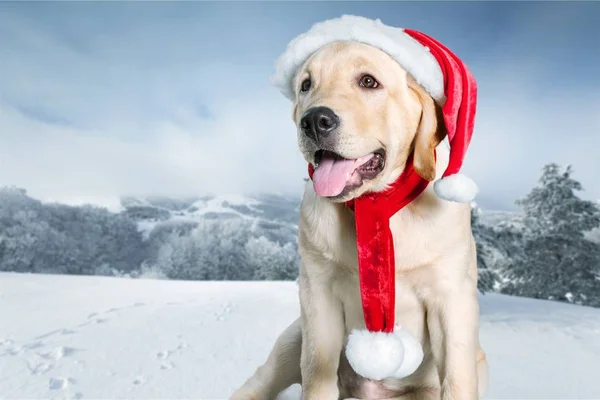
[345,327,424,380]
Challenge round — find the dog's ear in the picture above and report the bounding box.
[408,77,446,182]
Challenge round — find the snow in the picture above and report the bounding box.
[478,209,521,228]
[130,194,267,239]
[210,195,262,208]
[188,195,262,216]
[1,273,600,399]
[136,219,160,240]
[39,196,125,214]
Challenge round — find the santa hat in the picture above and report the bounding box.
[273,15,478,380]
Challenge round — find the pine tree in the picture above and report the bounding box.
[471,204,501,293]
[502,164,600,307]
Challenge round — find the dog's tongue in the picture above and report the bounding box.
[312,153,374,197]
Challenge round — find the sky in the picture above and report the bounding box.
[0,2,599,211]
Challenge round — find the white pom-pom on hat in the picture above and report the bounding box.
[434,173,478,203]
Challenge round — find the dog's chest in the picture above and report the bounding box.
[299,193,434,272]
[332,272,425,335]
[301,188,439,397]
[333,274,428,399]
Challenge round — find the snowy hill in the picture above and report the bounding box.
[120,193,514,229]
[1,273,599,399]
[119,193,301,241]
[120,193,300,223]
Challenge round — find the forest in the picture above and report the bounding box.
[1,163,599,307]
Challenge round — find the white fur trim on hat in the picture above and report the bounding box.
[345,326,424,381]
[272,15,445,103]
[433,173,478,203]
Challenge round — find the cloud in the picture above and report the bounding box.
[461,5,600,208]
[0,93,305,200]
[0,8,307,206]
[1,3,598,211]
[467,81,600,209]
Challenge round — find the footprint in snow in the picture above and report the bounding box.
[24,341,45,350]
[106,303,146,314]
[2,340,46,357]
[155,341,188,370]
[77,318,107,328]
[48,377,73,390]
[155,345,184,361]
[214,302,235,321]
[132,376,147,385]
[42,346,79,360]
[36,329,66,340]
[24,345,82,375]
[160,361,175,370]
[33,327,78,342]
[2,345,23,356]
[27,360,53,375]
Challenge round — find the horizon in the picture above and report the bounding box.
[0,185,551,217]
[1,2,599,211]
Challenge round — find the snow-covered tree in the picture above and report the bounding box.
[471,204,501,293]
[0,187,146,276]
[501,164,600,307]
[146,218,300,281]
[246,236,299,280]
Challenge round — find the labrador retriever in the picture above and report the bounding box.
[231,41,488,400]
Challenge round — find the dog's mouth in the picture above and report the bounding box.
[312,149,386,198]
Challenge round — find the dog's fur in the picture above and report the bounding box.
[231,42,488,400]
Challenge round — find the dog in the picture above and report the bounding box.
[231,41,488,400]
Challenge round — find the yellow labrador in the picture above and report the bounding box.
[231,42,488,400]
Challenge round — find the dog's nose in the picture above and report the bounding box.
[300,107,339,140]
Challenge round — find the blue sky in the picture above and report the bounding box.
[1,2,599,211]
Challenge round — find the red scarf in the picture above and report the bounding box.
[307,153,431,333]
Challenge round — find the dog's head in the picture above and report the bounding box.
[291,41,447,202]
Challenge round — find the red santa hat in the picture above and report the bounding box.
[273,15,478,380]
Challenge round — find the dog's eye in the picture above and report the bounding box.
[359,75,379,89]
[300,78,311,93]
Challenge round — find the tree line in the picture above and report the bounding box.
[0,162,599,307]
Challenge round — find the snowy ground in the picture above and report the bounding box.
[1,273,599,399]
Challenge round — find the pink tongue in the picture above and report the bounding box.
[312,153,374,197]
